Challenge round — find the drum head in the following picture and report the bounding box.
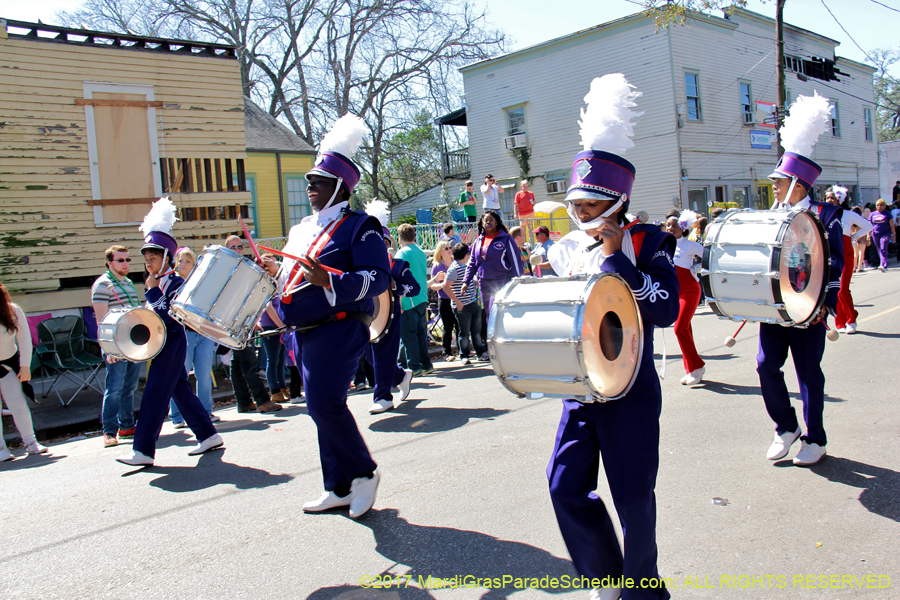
[370,289,393,341]
[581,274,643,399]
[778,211,827,323]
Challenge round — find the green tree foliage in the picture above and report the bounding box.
[870,49,900,142]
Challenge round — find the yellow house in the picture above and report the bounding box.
[243,98,316,241]
[0,19,253,312]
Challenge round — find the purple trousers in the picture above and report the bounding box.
[872,232,890,269]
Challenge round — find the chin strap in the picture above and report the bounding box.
[318,177,345,212]
[568,196,625,231]
[777,177,799,210]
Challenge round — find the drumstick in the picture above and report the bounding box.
[724,319,747,347]
[239,217,264,264]
[622,210,649,232]
[824,322,839,342]
[257,245,345,276]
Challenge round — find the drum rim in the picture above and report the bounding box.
[97,306,167,362]
[370,289,395,343]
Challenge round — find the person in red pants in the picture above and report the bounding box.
[826,186,872,334]
[666,211,705,385]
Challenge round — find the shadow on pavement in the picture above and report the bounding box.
[848,331,900,339]
[697,380,846,403]
[306,508,575,599]
[144,450,294,493]
[810,456,900,522]
[0,451,65,472]
[367,400,509,434]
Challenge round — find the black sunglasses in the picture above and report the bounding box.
[111,258,132,263]
[229,245,244,250]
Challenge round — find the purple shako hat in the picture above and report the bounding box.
[567,150,636,212]
[141,231,178,259]
[306,151,361,196]
[768,151,822,191]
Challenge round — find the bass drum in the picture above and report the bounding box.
[97,307,166,361]
[170,245,276,349]
[487,274,642,402]
[369,288,394,342]
[701,209,828,326]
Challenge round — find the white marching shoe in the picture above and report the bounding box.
[188,433,224,456]
[845,322,857,334]
[766,428,801,460]
[369,399,394,414]
[793,441,827,466]
[349,469,381,519]
[590,586,621,600]
[682,366,705,386]
[302,491,351,513]
[116,450,154,466]
[397,368,413,403]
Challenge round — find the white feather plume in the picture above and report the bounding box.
[365,199,390,227]
[679,209,699,230]
[832,185,848,202]
[779,92,832,156]
[139,196,178,235]
[317,113,368,158]
[577,73,644,155]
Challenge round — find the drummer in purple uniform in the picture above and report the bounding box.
[545,74,678,600]
[260,115,390,519]
[759,92,843,467]
[363,200,416,415]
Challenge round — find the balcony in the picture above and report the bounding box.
[441,148,470,181]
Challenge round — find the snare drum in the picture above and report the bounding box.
[369,288,394,342]
[701,209,828,325]
[170,245,276,349]
[97,307,166,361]
[487,274,643,402]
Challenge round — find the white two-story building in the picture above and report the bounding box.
[458,7,879,220]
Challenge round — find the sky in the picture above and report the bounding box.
[2,0,898,76]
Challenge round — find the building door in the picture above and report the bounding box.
[688,187,709,215]
[756,181,773,210]
[732,186,750,209]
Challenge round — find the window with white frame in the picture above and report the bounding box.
[831,102,840,137]
[507,106,526,135]
[286,176,310,227]
[864,108,873,142]
[739,82,753,122]
[685,73,702,121]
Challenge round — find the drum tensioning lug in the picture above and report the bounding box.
[716,297,785,308]
[494,337,576,344]
[731,315,782,324]
[711,241,781,248]
[705,269,780,279]
[497,299,585,307]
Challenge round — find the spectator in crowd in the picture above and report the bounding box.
[509,226,531,276]
[531,226,557,277]
[893,180,900,204]
[459,181,478,223]
[283,331,304,404]
[92,244,141,448]
[395,223,433,376]
[514,180,535,232]
[258,253,289,405]
[226,236,282,413]
[169,247,219,428]
[868,199,895,272]
[0,281,48,460]
[480,174,503,220]
[440,223,461,247]
[460,210,522,318]
[443,243,487,363]
[851,206,870,273]
[429,241,460,361]
[710,207,726,221]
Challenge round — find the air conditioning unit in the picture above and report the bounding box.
[742,111,755,125]
[546,180,567,194]
[503,133,527,149]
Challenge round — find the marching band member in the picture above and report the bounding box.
[665,210,705,385]
[364,200,416,415]
[760,92,843,467]
[117,198,222,466]
[545,74,678,600]
[826,186,872,334]
[259,115,390,519]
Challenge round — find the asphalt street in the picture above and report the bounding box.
[1,266,898,600]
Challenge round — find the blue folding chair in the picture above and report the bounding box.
[415,209,433,224]
[450,209,466,222]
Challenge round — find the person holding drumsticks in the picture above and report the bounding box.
[665,210,706,385]
[545,74,679,600]
[116,199,223,466]
[259,115,390,519]
[759,93,843,467]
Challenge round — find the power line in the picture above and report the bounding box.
[869,0,900,14]
[819,0,877,66]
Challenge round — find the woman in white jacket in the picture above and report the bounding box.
[0,281,48,460]
[826,187,872,334]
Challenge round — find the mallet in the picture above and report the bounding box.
[724,320,747,348]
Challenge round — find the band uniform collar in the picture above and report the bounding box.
[314,201,350,227]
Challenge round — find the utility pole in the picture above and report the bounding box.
[775,0,786,159]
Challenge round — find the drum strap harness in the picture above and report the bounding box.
[282,214,352,304]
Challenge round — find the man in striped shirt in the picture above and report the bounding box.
[442,243,487,364]
[91,245,142,448]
